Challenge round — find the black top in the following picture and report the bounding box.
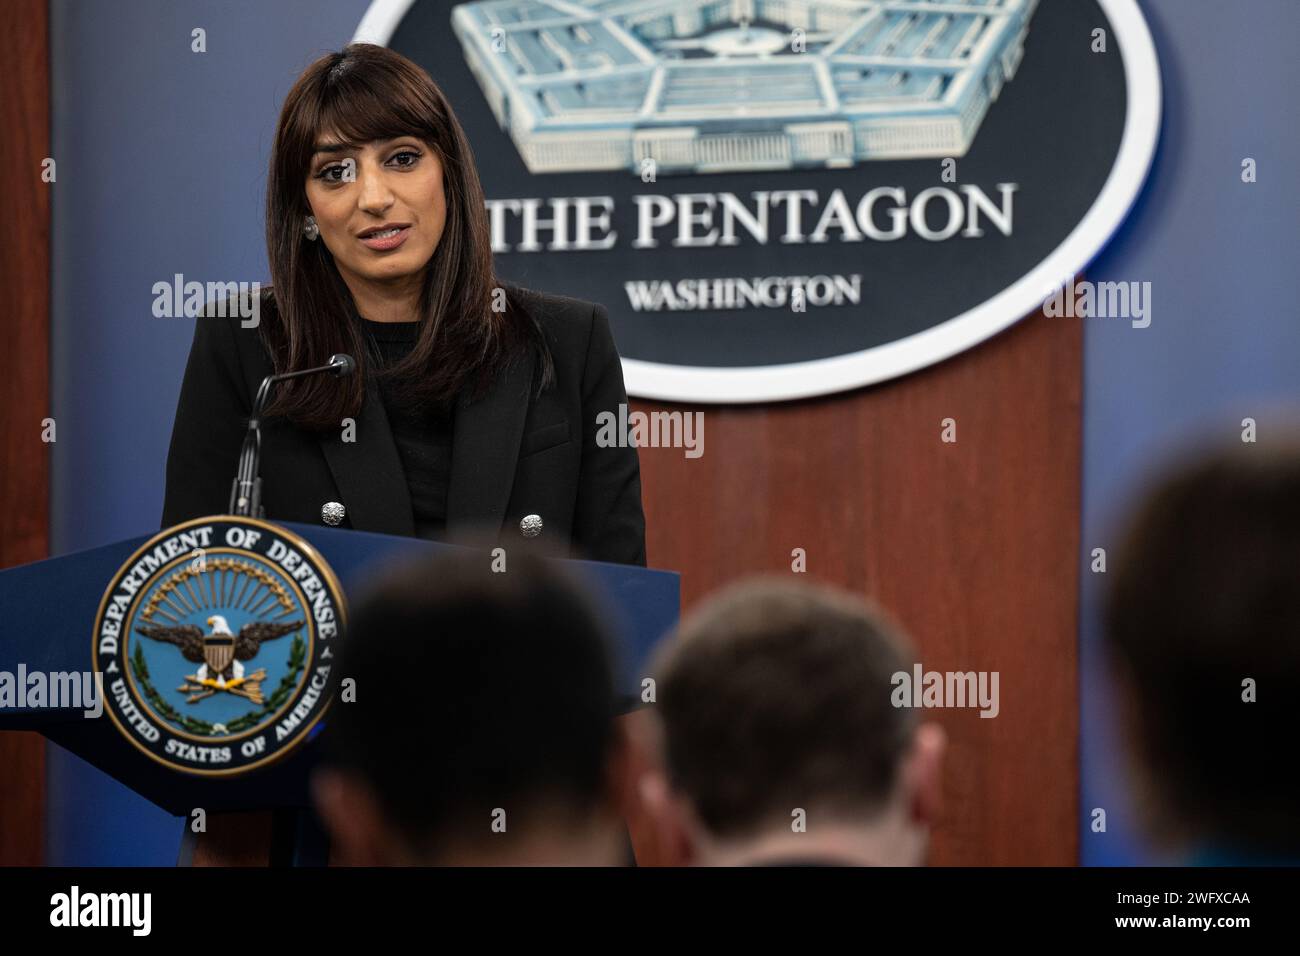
[357,317,453,541]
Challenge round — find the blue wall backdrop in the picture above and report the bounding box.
[1079,0,1300,864]
[47,0,1299,864]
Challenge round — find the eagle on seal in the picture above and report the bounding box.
[136,615,302,687]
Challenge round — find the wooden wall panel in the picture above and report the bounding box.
[0,0,51,866]
[633,308,1081,866]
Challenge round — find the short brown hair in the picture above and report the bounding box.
[1105,441,1300,853]
[323,549,617,853]
[653,579,918,839]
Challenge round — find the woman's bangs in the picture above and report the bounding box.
[314,78,436,157]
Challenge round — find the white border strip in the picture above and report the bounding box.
[356,0,1162,404]
[354,0,418,45]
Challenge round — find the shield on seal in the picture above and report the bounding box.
[203,618,236,676]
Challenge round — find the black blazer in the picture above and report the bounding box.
[161,283,646,566]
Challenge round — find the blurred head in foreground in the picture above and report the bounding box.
[313,549,630,865]
[1105,441,1300,862]
[641,579,945,866]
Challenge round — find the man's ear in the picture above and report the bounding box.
[904,722,947,827]
[613,708,707,866]
[311,768,399,866]
[605,712,642,822]
[637,769,704,867]
[608,710,684,865]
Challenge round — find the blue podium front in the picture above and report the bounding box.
[0,520,679,821]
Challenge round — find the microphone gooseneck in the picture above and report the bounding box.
[228,354,355,517]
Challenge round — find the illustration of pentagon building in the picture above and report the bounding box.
[451,0,1040,175]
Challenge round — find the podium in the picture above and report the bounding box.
[0,520,679,864]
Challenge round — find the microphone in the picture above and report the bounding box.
[228,354,355,517]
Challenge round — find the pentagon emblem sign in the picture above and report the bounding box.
[356,0,1161,403]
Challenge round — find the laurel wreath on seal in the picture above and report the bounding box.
[132,633,306,737]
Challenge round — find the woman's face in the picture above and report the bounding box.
[304,134,446,289]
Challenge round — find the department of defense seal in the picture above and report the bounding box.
[91,516,344,776]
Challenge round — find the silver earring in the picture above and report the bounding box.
[303,216,319,241]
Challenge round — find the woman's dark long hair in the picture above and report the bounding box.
[262,43,551,430]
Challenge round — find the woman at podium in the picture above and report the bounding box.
[161,44,645,566]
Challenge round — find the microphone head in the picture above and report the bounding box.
[328,353,357,378]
